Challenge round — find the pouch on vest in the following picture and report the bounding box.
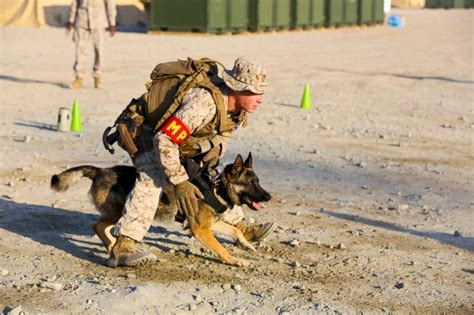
[145,57,224,133]
[102,97,145,159]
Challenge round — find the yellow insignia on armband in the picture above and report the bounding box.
[161,115,190,144]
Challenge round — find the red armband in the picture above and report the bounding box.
[161,115,191,144]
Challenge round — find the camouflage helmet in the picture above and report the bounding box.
[223,57,268,95]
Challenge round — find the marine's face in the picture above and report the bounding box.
[235,91,264,113]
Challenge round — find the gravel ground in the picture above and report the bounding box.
[0,8,473,314]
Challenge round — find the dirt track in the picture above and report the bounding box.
[1,8,473,314]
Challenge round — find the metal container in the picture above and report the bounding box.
[274,0,292,29]
[441,0,465,7]
[57,107,70,132]
[425,0,441,7]
[325,0,344,26]
[310,0,326,28]
[291,0,311,29]
[227,0,249,32]
[359,0,374,24]
[150,0,227,33]
[344,0,358,25]
[249,0,274,31]
[373,0,384,24]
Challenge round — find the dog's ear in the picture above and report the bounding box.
[244,152,253,168]
[232,154,244,174]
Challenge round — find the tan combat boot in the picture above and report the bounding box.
[94,77,102,89]
[69,78,83,89]
[107,235,157,268]
[235,221,278,243]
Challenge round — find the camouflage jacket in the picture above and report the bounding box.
[156,87,238,185]
[69,0,116,30]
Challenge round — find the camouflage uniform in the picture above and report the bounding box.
[114,87,242,241]
[114,57,268,242]
[68,0,116,79]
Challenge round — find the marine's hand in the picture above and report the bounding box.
[174,180,204,218]
[66,22,73,35]
[109,25,116,37]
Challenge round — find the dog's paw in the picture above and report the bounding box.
[235,239,257,252]
[244,242,257,252]
[234,258,251,267]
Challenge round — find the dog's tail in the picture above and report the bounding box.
[51,165,99,192]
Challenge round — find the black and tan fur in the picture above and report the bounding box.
[51,153,271,266]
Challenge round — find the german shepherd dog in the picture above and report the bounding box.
[51,153,271,266]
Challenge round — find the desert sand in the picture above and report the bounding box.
[1,8,473,314]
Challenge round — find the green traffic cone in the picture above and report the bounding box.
[300,83,311,110]
[70,99,82,132]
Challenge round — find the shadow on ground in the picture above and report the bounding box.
[14,119,57,131]
[323,210,474,252]
[318,67,474,84]
[0,75,68,89]
[0,198,191,264]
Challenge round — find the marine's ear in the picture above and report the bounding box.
[244,152,253,168]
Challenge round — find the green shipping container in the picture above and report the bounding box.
[441,0,465,7]
[344,0,358,25]
[274,0,292,29]
[325,0,344,26]
[150,0,227,33]
[291,0,311,29]
[359,0,373,24]
[249,0,274,31]
[310,0,325,27]
[227,0,249,32]
[425,0,441,7]
[373,0,384,24]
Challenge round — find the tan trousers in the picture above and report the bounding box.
[72,28,104,79]
[113,150,245,242]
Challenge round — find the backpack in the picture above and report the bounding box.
[103,57,225,159]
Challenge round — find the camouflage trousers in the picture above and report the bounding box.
[72,28,104,79]
[113,151,245,242]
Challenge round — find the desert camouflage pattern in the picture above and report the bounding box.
[69,0,116,79]
[69,0,116,30]
[156,87,229,185]
[72,28,103,79]
[114,87,239,241]
[113,151,170,241]
[223,57,268,94]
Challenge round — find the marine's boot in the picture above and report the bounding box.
[106,236,157,268]
[235,221,278,243]
[94,77,102,89]
[69,78,83,89]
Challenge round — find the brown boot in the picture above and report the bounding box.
[107,236,156,268]
[235,221,278,243]
[69,78,83,89]
[94,77,101,89]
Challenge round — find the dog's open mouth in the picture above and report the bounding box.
[242,195,263,211]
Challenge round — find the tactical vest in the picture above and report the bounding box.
[103,58,247,161]
[147,82,247,160]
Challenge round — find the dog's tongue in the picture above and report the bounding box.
[252,201,262,210]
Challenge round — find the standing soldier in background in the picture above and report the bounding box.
[66,0,117,89]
